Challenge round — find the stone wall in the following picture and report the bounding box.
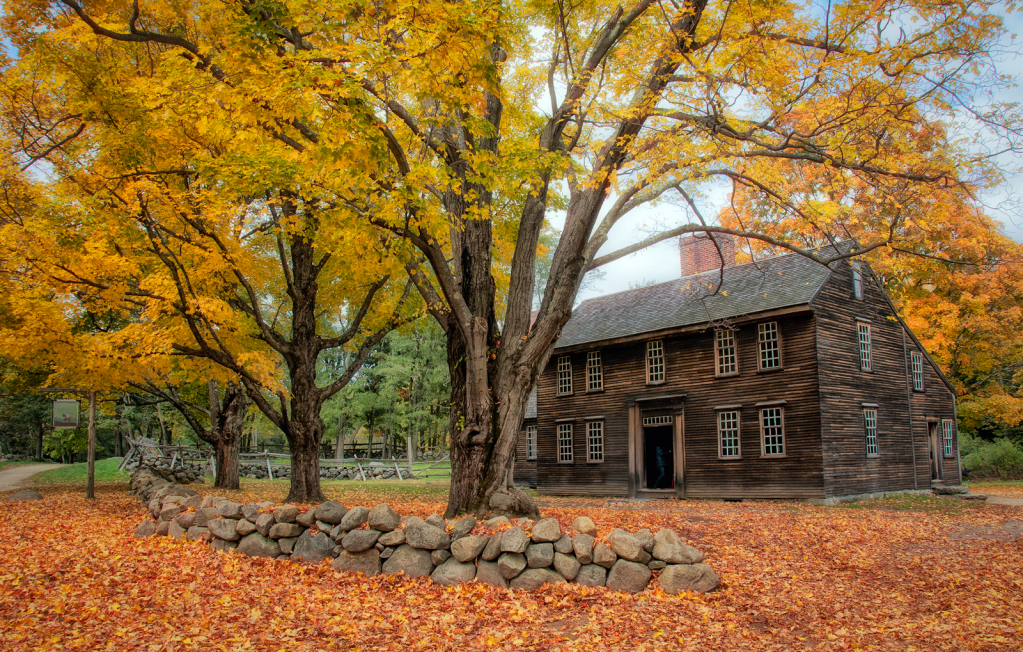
[130,469,719,594]
[240,462,412,481]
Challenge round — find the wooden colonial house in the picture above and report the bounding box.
[516,236,961,501]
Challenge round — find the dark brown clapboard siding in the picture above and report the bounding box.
[811,260,957,497]
[907,341,959,484]
[513,419,538,488]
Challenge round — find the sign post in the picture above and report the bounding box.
[42,388,98,499]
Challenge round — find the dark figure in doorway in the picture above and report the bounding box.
[653,444,670,489]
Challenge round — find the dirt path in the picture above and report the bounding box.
[0,464,58,492]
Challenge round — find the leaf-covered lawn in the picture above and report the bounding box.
[1,482,1020,651]
[971,481,1023,499]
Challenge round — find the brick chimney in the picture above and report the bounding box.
[680,233,736,277]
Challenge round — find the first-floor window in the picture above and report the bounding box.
[942,420,955,457]
[558,423,573,463]
[718,411,741,458]
[526,425,537,461]
[587,421,604,463]
[864,408,879,457]
[761,407,785,456]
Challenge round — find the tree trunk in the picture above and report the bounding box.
[35,421,43,461]
[208,381,252,490]
[213,434,242,490]
[156,403,169,445]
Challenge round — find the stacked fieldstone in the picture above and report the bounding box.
[239,462,412,481]
[130,470,719,594]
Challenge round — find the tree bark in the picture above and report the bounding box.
[35,420,43,461]
[210,382,250,490]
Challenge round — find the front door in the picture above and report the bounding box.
[928,422,942,481]
[642,416,675,490]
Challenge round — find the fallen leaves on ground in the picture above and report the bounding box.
[1,483,1020,651]
[971,482,1023,499]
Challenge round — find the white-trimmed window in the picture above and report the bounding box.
[852,261,864,300]
[587,351,603,391]
[646,341,665,383]
[587,421,604,463]
[911,351,924,391]
[942,420,955,457]
[715,330,738,376]
[864,408,879,457]
[558,423,573,463]
[718,411,741,458]
[526,425,537,461]
[858,322,872,371]
[761,407,785,456]
[557,356,572,395]
[758,322,781,370]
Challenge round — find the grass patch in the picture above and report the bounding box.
[837,493,980,515]
[29,458,129,485]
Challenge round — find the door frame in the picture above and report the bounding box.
[628,396,686,498]
[926,419,942,482]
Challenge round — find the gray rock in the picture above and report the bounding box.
[525,543,554,568]
[278,536,299,554]
[380,547,394,559]
[501,527,530,553]
[241,503,262,521]
[425,514,446,529]
[474,560,508,587]
[652,529,702,564]
[638,550,652,564]
[332,549,381,576]
[329,524,343,541]
[554,552,581,580]
[194,507,219,528]
[572,534,595,564]
[593,542,617,569]
[554,535,574,555]
[531,518,562,543]
[156,520,170,536]
[186,526,209,542]
[296,509,317,528]
[451,534,489,563]
[258,501,275,511]
[576,564,607,587]
[368,504,401,532]
[235,518,256,537]
[378,529,406,546]
[431,558,476,586]
[133,520,156,538]
[159,504,184,521]
[382,544,435,578]
[168,520,188,541]
[571,516,598,538]
[269,522,303,539]
[606,560,652,592]
[635,528,655,552]
[179,495,202,510]
[274,505,300,523]
[217,501,243,519]
[314,520,333,533]
[255,513,275,537]
[340,506,370,531]
[608,529,644,562]
[648,560,667,571]
[6,489,43,500]
[175,512,196,529]
[658,563,720,594]
[510,568,566,590]
[485,516,511,529]
[431,549,451,565]
[208,518,240,541]
[343,529,382,553]
[450,516,477,540]
[481,531,503,561]
[315,500,348,524]
[405,516,451,550]
[276,554,290,561]
[497,552,527,579]
[210,538,238,552]
[293,530,335,562]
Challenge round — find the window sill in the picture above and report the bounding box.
[587,460,604,464]
[757,367,784,374]
[585,388,604,394]
[761,454,787,459]
[866,454,880,459]
[526,458,537,462]
[718,456,742,461]
[557,393,573,397]
[716,372,740,379]
[558,460,574,464]
[646,381,667,386]
[913,389,925,393]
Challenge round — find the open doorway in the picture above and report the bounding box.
[927,421,942,481]
[643,421,674,490]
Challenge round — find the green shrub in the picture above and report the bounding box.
[963,437,1023,480]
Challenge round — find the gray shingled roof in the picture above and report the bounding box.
[556,248,842,350]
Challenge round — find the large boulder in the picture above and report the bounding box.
[530,518,562,543]
[635,529,655,553]
[340,506,370,531]
[593,542,617,568]
[510,568,565,590]
[315,501,348,524]
[488,488,540,519]
[571,516,598,538]
[652,529,703,564]
[217,501,243,519]
[332,549,381,576]
[175,512,196,529]
[554,535,574,555]
[186,526,209,542]
[278,536,299,554]
[194,507,219,528]
[525,543,554,568]
[382,544,435,578]
[658,563,720,594]
[293,530,335,562]
[572,534,595,564]
[296,510,317,528]
[405,517,451,550]
[235,518,256,537]
[607,529,644,562]
[575,564,608,587]
[424,514,446,529]
[451,535,489,563]
[254,513,275,537]
[208,518,240,541]
[475,560,508,587]
[274,505,300,523]
[431,558,477,586]
[606,560,652,592]
[497,552,527,579]
[237,532,279,558]
[553,552,581,581]
[481,531,503,561]
[431,549,451,565]
[500,527,530,553]
[241,503,262,521]
[269,523,303,539]
[450,516,477,540]
[368,504,401,532]
[168,520,188,541]
[6,489,43,501]
[133,520,156,538]
[159,504,184,521]
[343,529,382,553]
[378,529,406,547]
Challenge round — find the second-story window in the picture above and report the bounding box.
[758,322,781,370]
[858,322,872,371]
[587,351,603,391]
[715,330,738,376]
[911,351,924,391]
[852,261,864,300]
[647,340,665,383]
[557,355,572,395]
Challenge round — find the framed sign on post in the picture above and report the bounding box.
[52,399,80,430]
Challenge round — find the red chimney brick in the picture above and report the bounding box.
[680,234,736,277]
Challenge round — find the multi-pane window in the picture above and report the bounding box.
[587,351,603,391]
[526,425,537,461]
[864,408,879,457]
[761,407,785,456]
[557,356,572,395]
[558,423,573,463]
[942,420,954,457]
[911,352,924,391]
[758,322,781,370]
[718,411,741,458]
[852,261,863,300]
[587,421,604,463]
[858,322,872,371]
[715,330,738,376]
[646,341,665,383]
